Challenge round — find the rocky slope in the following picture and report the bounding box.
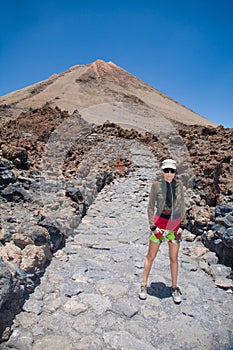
[0,60,232,344]
[0,59,217,129]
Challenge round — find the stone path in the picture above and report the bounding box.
[3,147,233,350]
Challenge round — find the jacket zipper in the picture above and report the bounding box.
[169,183,174,220]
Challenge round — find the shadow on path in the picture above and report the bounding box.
[147,282,171,299]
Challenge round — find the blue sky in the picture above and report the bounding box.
[0,0,232,127]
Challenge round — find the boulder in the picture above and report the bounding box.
[39,217,64,251]
[1,145,31,169]
[65,187,84,203]
[1,183,31,202]
[0,260,13,309]
[221,228,233,248]
[20,244,52,272]
[0,242,22,265]
[215,205,233,216]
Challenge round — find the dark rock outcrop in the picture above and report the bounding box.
[202,205,233,267]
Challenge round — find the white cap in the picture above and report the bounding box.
[161,159,177,170]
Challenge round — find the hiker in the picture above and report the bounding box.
[139,159,187,303]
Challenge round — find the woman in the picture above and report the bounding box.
[139,159,186,304]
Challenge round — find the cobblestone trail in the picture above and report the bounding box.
[3,147,233,350]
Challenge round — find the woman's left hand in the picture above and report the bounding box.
[175,228,183,242]
[177,227,183,235]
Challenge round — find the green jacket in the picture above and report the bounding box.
[147,177,187,228]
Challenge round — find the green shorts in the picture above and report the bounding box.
[150,229,181,244]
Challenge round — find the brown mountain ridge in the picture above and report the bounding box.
[0,59,217,130]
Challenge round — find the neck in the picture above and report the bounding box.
[164,177,176,184]
[166,179,173,184]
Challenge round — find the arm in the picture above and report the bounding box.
[147,181,158,228]
[179,182,187,229]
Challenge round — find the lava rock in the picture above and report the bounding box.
[39,217,64,251]
[0,170,16,187]
[221,228,233,248]
[1,183,31,202]
[0,260,13,309]
[215,205,233,217]
[96,172,108,192]
[65,187,84,203]
[215,216,232,228]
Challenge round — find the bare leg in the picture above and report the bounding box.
[168,242,180,288]
[142,240,160,285]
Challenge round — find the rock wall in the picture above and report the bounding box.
[177,124,233,267]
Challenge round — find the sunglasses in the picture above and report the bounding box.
[163,168,176,174]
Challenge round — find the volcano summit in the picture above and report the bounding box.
[0,59,217,130]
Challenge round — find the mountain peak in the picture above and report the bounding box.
[0,60,217,129]
[91,59,117,66]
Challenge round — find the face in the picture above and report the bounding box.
[163,168,176,183]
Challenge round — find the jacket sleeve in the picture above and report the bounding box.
[147,181,158,227]
[179,182,187,228]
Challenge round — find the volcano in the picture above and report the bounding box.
[0,59,217,131]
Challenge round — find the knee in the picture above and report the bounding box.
[146,253,156,264]
[169,255,178,264]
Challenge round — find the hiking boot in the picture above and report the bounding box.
[171,287,182,304]
[139,284,147,300]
